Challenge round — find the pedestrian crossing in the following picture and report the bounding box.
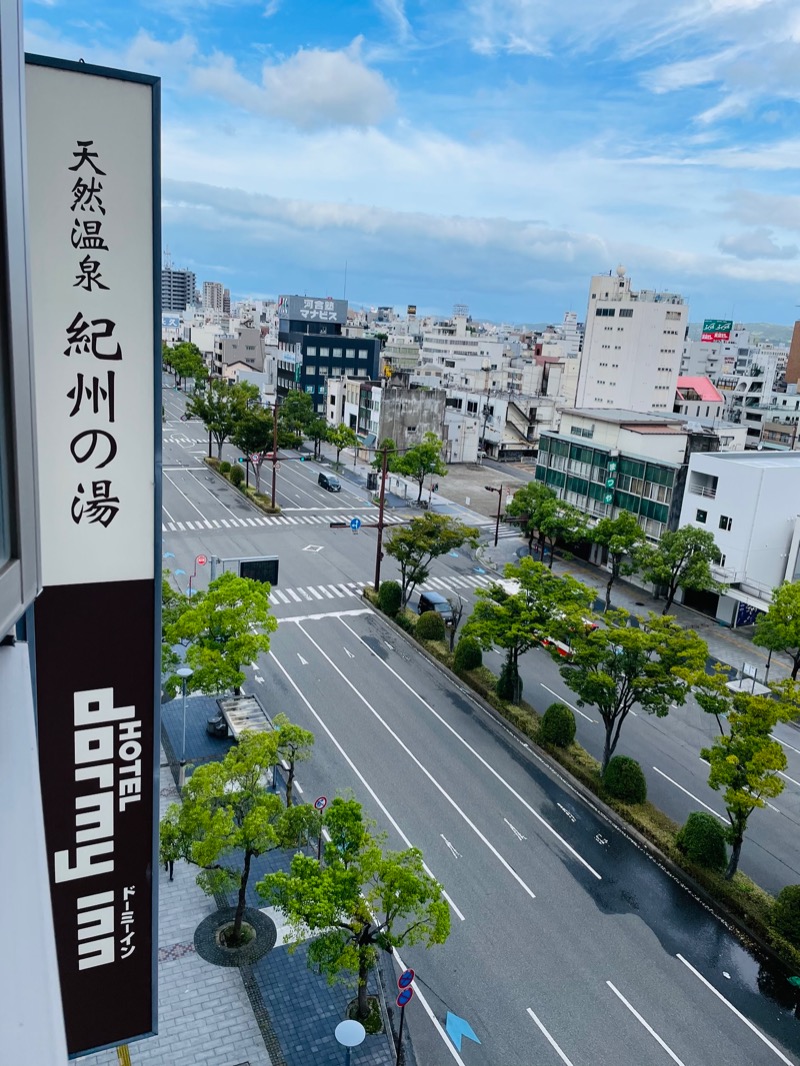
[267,571,497,608]
[161,512,407,534]
[476,522,523,542]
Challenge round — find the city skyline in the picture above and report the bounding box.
[24,0,800,323]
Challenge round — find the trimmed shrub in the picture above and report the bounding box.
[539,702,576,748]
[772,885,800,948]
[676,812,727,871]
[229,464,245,487]
[496,660,522,702]
[416,610,446,642]
[379,580,402,618]
[454,635,482,673]
[219,460,231,474]
[602,755,647,804]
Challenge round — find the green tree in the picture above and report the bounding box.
[371,438,397,471]
[535,497,587,568]
[170,342,207,390]
[274,713,314,807]
[257,797,450,1021]
[280,390,314,446]
[636,525,723,615]
[556,611,707,771]
[160,732,306,945]
[327,423,359,467]
[308,415,329,459]
[393,432,447,502]
[591,510,646,611]
[505,481,557,556]
[701,688,789,879]
[464,558,594,704]
[754,581,800,680]
[165,571,277,696]
[384,513,479,606]
[231,405,273,492]
[187,378,259,459]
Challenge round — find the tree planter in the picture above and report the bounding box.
[194,906,277,967]
[347,995,384,1035]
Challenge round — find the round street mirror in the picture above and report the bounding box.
[334,1019,366,1048]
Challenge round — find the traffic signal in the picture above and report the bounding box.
[299,456,306,462]
[237,457,245,463]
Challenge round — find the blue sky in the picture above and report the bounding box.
[23,0,800,325]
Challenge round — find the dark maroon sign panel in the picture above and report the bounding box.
[35,579,157,1055]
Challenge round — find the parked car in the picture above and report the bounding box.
[318,472,341,492]
[417,590,454,623]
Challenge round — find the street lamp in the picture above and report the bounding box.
[334,1019,366,1066]
[485,484,503,548]
[176,665,193,788]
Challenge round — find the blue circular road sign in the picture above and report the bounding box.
[350,517,361,531]
[398,968,415,989]
[314,796,327,811]
[396,987,414,1008]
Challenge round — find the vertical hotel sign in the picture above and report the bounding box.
[25,56,160,1056]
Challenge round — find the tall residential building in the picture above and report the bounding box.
[203,280,224,312]
[575,267,688,412]
[161,267,196,311]
[223,287,231,315]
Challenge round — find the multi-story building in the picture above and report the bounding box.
[575,267,687,412]
[223,287,231,315]
[325,376,445,457]
[277,295,380,415]
[203,280,224,312]
[161,266,196,311]
[673,377,725,421]
[212,324,265,375]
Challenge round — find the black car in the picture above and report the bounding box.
[318,471,341,492]
[417,590,453,623]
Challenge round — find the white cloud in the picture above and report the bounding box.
[190,39,395,129]
[719,227,799,260]
[263,0,281,15]
[374,0,411,40]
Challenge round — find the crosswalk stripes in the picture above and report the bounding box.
[264,572,496,608]
[162,511,408,534]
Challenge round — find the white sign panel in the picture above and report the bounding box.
[26,62,155,587]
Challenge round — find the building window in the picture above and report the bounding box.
[719,515,732,531]
[718,553,726,567]
[307,346,317,357]
[320,347,330,358]
[696,509,707,524]
[595,308,616,317]
[333,348,342,358]
[358,350,368,360]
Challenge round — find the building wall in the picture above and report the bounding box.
[378,386,446,450]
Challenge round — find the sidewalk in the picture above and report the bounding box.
[79,700,399,1066]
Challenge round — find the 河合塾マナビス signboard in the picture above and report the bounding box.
[25,54,161,1057]
[701,318,733,343]
[277,293,347,324]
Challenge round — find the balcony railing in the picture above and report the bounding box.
[690,485,716,499]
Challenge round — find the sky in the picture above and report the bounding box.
[22,0,800,326]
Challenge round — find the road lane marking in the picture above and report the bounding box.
[297,624,537,900]
[526,1009,575,1066]
[504,818,526,841]
[676,954,793,1065]
[653,767,726,821]
[540,684,597,723]
[340,618,601,881]
[776,735,800,757]
[395,948,466,1065]
[268,650,465,922]
[606,981,686,1066]
[779,769,800,788]
[441,834,461,858]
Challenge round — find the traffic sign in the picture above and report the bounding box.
[396,987,414,1008]
[398,968,415,989]
[314,796,327,811]
[196,554,207,566]
[350,517,361,531]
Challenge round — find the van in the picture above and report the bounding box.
[417,590,453,623]
[318,471,341,492]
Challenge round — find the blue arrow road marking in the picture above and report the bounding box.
[445,1011,480,1051]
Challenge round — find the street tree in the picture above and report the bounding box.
[384,513,479,607]
[753,580,800,680]
[591,510,646,611]
[464,557,594,704]
[164,571,277,696]
[327,423,359,467]
[393,432,448,502]
[280,390,314,446]
[231,405,273,492]
[556,611,707,771]
[187,378,260,459]
[169,342,207,390]
[636,525,723,614]
[535,497,587,568]
[308,415,329,459]
[700,688,789,879]
[257,797,450,1021]
[160,732,306,946]
[371,437,397,470]
[505,481,557,556]
[273,712,314,807]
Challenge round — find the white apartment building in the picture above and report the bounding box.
[203,280,224,312]
[575,267,687,412]
[679,451,800,625]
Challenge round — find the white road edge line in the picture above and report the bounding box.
[268,650,465,922]
[776,735,800,757]
[395,948,466,1065]
[676,954,794,1065]
[652,766,726,822]
[526,1008,575,1066]
[606,981,686,1066]
[340,619,600,881]
[297,623,537,900]
[541,683,597,723]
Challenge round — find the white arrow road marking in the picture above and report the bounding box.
[344,647,355,659]
[250,661,258,668]
[441,834,462,859]
[504,818,526,841]
[557,803,576,823]
[297,654,309,665]
[254,675,265,685]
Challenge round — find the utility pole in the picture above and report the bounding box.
[373,447,389,593]
[271,399,279,507]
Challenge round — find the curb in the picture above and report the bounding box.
[359,591,795,978]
